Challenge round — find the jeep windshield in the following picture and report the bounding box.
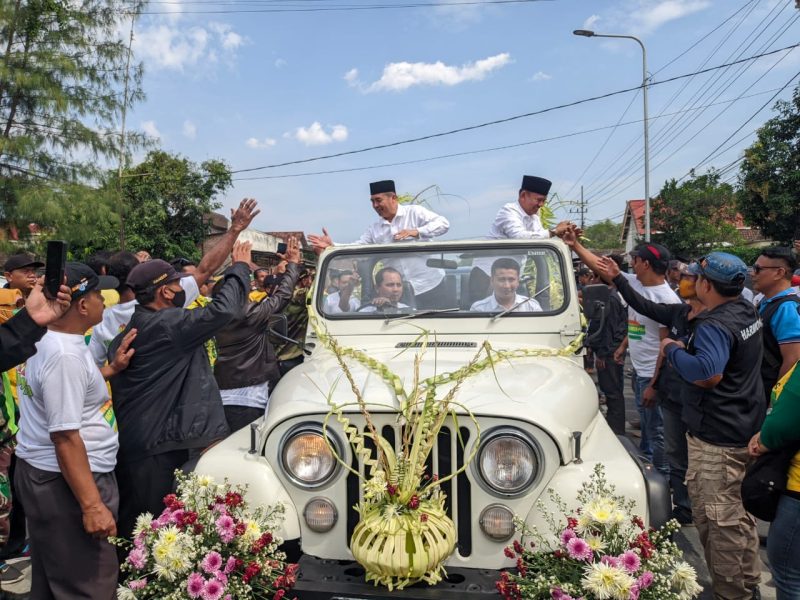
[317,243,568,319]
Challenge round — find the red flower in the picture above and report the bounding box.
[567,517,578,529]
[234,521,247,536]
[632,516,645,529]
[274,575,286,588]
[386,483,398,496]
[225,492,244,508]
[193,524,204,535]
[261,532,273,545]
[516,557,527,577]
[163,493,178,508]
[504,547,516,559]
[407,495,420,510]
[274,590,286,600]
[284,563,298,587]
[512,540,524,555]
[183,511,198,525]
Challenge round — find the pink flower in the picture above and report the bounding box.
[224,556,237,575]
[127,547,147,570]
[629,584,640,600]
[560,528,577,545]
[566,537,593,562]
[619,550,641,574]
[637,571,654,589]
[172,508,186,524]
[551,588,576,600]
[215,571,228,586]
[202,551,223,574]
[187,572,205,598]
[133,533,146,548]
[202,578,225,600]
[600,555,620,568]
[128,578,147,590]
[215,515,236,543]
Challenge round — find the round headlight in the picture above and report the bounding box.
[304,498,338,533]
[281,429,337,487]
[479,431,538,495]
[479,504,515,541]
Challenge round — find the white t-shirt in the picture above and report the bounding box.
[220,381,270,411]
[470,293,542,313]
[88,277,200,367]
[352,204,449,294]
[324,291,359,314]
[621,272,681,378]
[16,331,118,473]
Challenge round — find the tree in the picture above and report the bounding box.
[651,172,741,258]
[0,0,146,237]
[90,151,232,260]
[583,219,623,249]
[738,84,800,244]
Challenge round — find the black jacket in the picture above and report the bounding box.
[109,263,250,462]
[587,290,627,357]
[214,263,300,391]
[0,309,46,372]
[680,297,765,446]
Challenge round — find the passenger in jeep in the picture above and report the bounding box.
[358,267,410,314]
[471,258,542,313]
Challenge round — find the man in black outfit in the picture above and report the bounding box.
[109,199,259,538]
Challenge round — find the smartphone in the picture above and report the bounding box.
[277,242,287,254]
[44,240,67,299]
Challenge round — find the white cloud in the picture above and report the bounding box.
[133,19,246,71]
[629,0,710,33]
[274,58,287,68]
[182,120,196,140]
[141,120,161,140]
[361,52,511,93]
[344,68,360,86]
[582,14,600,30]
[531,71,552,82]
[245,137,277,149]
[287,122,348,146]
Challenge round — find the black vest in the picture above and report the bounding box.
[682,297,765,446]
[760,293,800,401]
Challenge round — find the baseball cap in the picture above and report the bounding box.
[4,253,44,273]
[65,262,118,300]
[688,252,747,285]
[630,243,671,269]
[126,259,184,293]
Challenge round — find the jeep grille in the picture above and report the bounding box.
[345,423,473,557]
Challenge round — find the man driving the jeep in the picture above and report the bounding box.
[358,267,411,314]
[471,258,542,313]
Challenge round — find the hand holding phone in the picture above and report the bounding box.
[44,241,67,299]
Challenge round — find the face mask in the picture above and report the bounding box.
[678,278,696,299]
[171,289,186,308]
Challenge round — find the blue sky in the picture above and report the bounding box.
[126,0,800,241]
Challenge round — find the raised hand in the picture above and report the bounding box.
[232,241,253,265]
[279,236,302,264]
[308,228,333,255]
[597,256,621,279]
[26,282,72,327]
[230,198,260,233]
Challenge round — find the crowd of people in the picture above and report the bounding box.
[0,173,797,600]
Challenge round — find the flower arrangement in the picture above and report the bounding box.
[114,471,298,600]
[497,464,702,600]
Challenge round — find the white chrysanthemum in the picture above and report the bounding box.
[585,534,607,553]
[582,562,636,600]
[671,561,703,599]
[197,475,215,488]
[585,498,618,525]
[132,513,153,537]
[117,586,137,600]
[611,510,626,524]
[576,512,592,533]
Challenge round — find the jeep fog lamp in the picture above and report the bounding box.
[304,498,337,533]
[479,431,537,495]
[281,428,337,487]
[479,504,515,541]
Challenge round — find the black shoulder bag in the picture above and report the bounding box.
[742,441,800,521]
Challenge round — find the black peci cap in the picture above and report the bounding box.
[520,175,552,196]
[369,180,396,195]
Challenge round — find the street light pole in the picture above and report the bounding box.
[573,29,651,241]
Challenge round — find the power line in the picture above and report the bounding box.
[130,0,552,15]
[229,43,800,175]
[230,87,783,181]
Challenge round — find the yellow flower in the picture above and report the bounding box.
[582,562,635,600]
[585,534,606,553]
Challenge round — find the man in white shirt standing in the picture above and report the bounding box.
[471,258,542,313]
[15,262,135,599]
[308,180,450,309]
[471,175,574,301]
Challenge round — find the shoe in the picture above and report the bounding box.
[0,562,25,585]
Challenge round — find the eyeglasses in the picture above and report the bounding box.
[750,265,783,274]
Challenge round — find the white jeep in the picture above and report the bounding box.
[196,238,669,599]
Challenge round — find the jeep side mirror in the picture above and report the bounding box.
[582,284,610,320]
[268,314,288,338]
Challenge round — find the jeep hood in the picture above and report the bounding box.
[267,345,598,461]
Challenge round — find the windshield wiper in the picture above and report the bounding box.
[491,285,551,322]
[384,307,460,323]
